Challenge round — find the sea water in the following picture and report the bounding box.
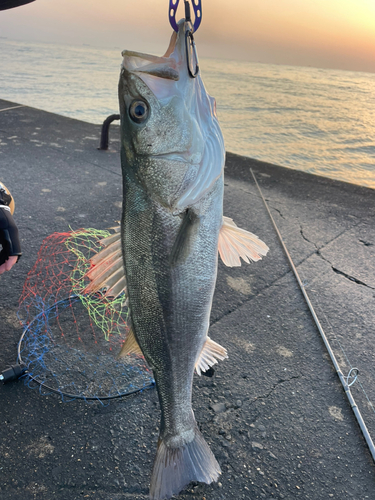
[1,38,374,189]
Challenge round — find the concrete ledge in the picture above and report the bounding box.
[0,100,374,499]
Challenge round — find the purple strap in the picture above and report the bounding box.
[169,0,202,33]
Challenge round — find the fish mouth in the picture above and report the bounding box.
[121,22,185,83]
[121,50,179,81]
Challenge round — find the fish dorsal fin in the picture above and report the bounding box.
[117,327,143,359]
[169,209,200,267]
[83,229,127,299]
[89,237,121,266]
[218,216,269,267]
[195,337,228,376]
[105,275,127,299]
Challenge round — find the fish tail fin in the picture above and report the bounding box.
[149,429,221,500]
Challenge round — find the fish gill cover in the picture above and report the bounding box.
[17,228,154,402]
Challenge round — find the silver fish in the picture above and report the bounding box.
[120,21,225,500]
[85,19,268,500]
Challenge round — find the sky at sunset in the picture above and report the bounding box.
[1,0,375,73]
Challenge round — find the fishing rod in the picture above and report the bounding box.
[250,168,375,463]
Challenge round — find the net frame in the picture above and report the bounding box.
[17,228,155,402]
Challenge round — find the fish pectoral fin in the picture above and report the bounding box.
[218,216,269,267]
[195,337,228,376]
[83,229,127,299]
[169,209,200,267]
[117,327,143,359]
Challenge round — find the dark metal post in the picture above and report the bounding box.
[98,114,120,150]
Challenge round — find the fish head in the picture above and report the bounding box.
[119,19,225,212]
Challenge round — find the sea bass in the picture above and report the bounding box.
[85,19,268,500]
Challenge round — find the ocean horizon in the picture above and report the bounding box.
[1,37,374,189]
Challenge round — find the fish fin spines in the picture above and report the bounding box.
[117,327,143,359]
[105,276,127,299]
[195,337,228,376]
[98,227,121,246]
[218,216,269,267]
[149,428,221,500]
[84,261,126,298]
[83,230,127,299]
[90,233,121,265]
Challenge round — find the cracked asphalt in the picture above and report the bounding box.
[1,100,375,499]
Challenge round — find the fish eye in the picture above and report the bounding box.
[129,100,149,123]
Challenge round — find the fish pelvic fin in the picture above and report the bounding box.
[195,337,228,376]
[83,228,127,299]
[149,428,221,500]
[218,216,269,267]
[117,327,143,359]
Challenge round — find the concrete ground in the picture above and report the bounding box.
[0,99,374,500]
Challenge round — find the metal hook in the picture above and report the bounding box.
[169,0,202,33]
[185,27,199,78]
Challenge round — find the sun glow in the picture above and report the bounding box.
[0,0,374,73]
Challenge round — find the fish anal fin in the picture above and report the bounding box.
[117,327,143,359]
[195,337,227,377]
[150,427,221,500]
[218,216,269,267]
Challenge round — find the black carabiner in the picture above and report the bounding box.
[184,1,200,77]
[185,28,199,78]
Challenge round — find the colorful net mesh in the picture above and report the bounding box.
[17,228,154,402]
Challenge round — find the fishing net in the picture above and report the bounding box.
[17,228,154,402]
